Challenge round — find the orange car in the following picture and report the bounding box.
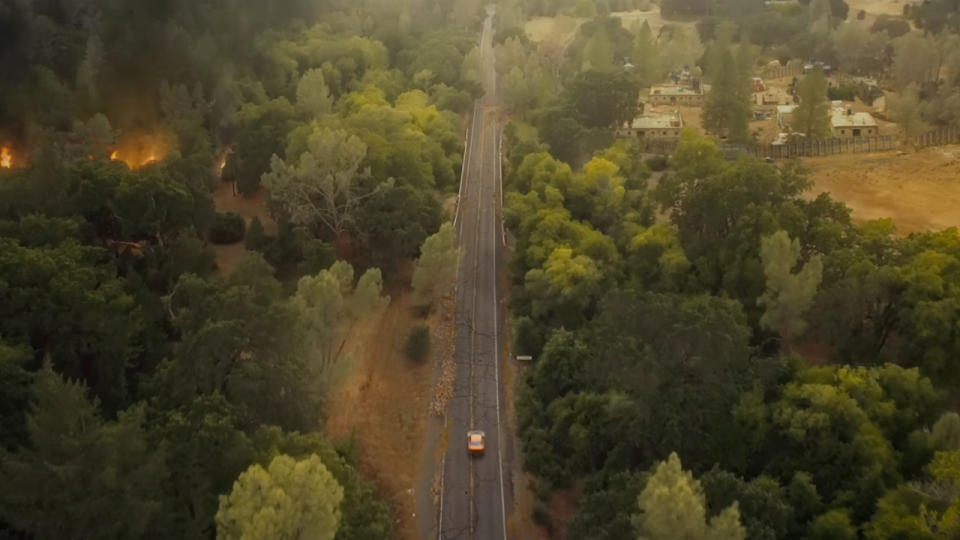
[467,430,485,455]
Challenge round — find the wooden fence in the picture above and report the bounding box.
[642,136,896,159]
[747,135,897,159]
[914,126,960,148]
[636,126,959,160]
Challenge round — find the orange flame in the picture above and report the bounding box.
[1,147,12,168]
[109,132,172,169]
[217,145,232,176]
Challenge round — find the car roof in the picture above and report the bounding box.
[468,430,484,436]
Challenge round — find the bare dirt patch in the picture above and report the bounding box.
[325,290,449,540]
[674,105,704,134]
[210,182,277,274]
[212,182,277,233]
[611,8,697,34]
[548,481,585,539]
[525,8,696,46]
[802,145,960,234]
[525,15,582,44]
[846,0,918,17]
[210,242,247,275]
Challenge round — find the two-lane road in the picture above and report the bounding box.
[438,7,509,539]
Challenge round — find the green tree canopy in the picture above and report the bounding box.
[411,222,459,309]
[0,365,167,538]
[216,454,344,540]
[632,453,746,540]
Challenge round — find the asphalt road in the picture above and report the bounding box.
[437,7,509,540]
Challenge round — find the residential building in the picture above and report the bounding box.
[830,109,878,137]
[647,84,706,106]
[616,110,684,140]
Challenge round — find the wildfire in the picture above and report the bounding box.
[217,145,232,176]
[109,131,172,169]
[0,147,11,168]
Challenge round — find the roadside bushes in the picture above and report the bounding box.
[403,324,431,362]
[644,155,669,171]
[209,212,246,244]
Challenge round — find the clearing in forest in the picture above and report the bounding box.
[846,0,916,17]
[210,182,276,274]
[802,145,960,235]
[524,7,694,46]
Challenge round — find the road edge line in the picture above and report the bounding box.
[493,121,508,540]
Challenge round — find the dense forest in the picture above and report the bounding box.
[3,0,960,538]
[495,0,960,538]
[0,0,488,538]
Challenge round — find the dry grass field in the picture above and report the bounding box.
[803,145,960,234]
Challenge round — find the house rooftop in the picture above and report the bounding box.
[650,84,703,96]
[830,111,877,127]
[626,110,683,129]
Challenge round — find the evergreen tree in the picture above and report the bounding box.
[793,68,832,138]
[632,453,746,540]
[0,365,168,539]
[703,47,751,143]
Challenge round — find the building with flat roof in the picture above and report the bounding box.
[830,109,878,137]
[647,84,707,106]
[616,110,684,140]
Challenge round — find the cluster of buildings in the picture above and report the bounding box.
[615,69,883,146]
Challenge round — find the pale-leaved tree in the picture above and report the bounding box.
[289,261,388,365]
[758,230,823,349]
[262,128,386,238]
[632,453,746,540]
[216,454,343,540]
[296,68,333,118]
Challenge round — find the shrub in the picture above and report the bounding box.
[645,155,669,172]
[871,16,911,38]
[514,316,546,357]
[532,501,554,534]
[827,85,857,102]
[209,212,246,244]
[403,324,431,362]
[245,216,268,251]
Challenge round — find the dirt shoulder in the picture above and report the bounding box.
[325,290,450,540]
[802,145,960,235]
